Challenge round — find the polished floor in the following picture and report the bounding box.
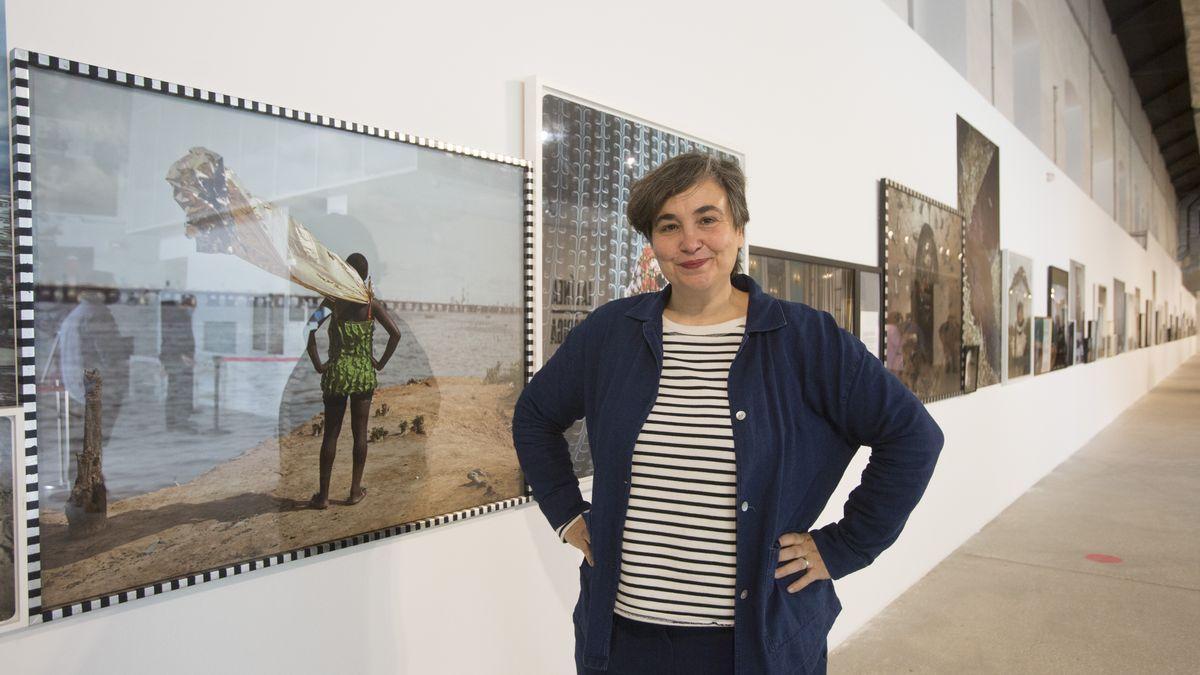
[831,355,1200,674]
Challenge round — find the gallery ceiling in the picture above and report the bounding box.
[1102,0,1195,200]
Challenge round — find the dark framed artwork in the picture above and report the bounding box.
[1000,250,1032,382]
[15,50,534,622]
[962,345,979,393]
[956,117,1000,389]
[880,179,965,403]
[530,83,743,478]
[1033,317,1052,375]
[1113,278,1126,354]
[1047,266,1069,370]
[748,247,879,354]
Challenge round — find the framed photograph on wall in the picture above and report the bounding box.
[956,117,1001,389]
[1033,317,1053,375]
[880,179,965,403]
[1047,266,1069,370]
[14,50,534,622]
[1069,260,1086,364]
[1113,278,1126,354]
[747,247,879,355]
[525,80,744,479]
[1000,250,1033,382]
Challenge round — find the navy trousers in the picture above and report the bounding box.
[576,614,829,674]
[576,614,734,674]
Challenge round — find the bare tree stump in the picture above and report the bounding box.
[66,369,107,538]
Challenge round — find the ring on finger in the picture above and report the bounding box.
[800,556,810,570]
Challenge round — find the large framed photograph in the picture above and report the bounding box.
[15,51,533,622]
[1000,250,1033,382]
[526,81,744,479]
[1047,266,1069,370]
[880,179,965,403]
[956,117,1000,389]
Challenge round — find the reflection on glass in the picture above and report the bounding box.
[30,67,526,612]
[0,416,12,622]
[0,2,15,405]
[749,252,858,335]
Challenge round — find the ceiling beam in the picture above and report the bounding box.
[1151,108,1195,134]
[1111,0,1170,33]
[1129,39,1185,77]
[1166,153,1200,176]
[1159,130,1197,156]
[1140,77,1190,109]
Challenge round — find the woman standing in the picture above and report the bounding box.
[513,154,944,674]
[307,252,401,509]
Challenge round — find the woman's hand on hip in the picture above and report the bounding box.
[775,532,830,592]
[564,517,594,567]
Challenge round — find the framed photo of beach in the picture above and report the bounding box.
[525,79,744,480]
[12,50,534,622]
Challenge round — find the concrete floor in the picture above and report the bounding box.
[831,355,1200,674]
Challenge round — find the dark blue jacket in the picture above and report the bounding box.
[513,274,944,673]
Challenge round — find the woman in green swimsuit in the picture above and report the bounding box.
[306,253,402,509]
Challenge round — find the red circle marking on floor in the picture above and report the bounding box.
[1085,554,1123,564]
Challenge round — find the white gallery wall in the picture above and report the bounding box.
[1,0,1195,672]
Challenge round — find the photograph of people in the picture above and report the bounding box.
[514,153,945,674]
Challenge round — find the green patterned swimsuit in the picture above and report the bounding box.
[321,318,377,397]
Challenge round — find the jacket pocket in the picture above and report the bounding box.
[764,573,842,659]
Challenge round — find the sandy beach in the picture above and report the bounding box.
[38,375,524,610]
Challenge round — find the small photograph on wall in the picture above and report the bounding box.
[1069,260,1086,364]
[1047,266,1069,370]
[962,345,980,393]
[1034,317,1053,375]
[1126,293,1136,352]
[538,89,742,479]
[1114,278,1127,354]
[0,417,13,623]
[1001,250,1033,382]
[1094,284,1108,359]
[22,54,530,617]
[956,117,1001,389]
[881,180,964,403]
[1134,288,1143,348]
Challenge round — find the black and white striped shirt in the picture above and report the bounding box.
[612,314,745,627]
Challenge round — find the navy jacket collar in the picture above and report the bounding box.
[623,273,786,333]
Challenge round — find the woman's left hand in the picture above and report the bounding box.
[774,532,831,593]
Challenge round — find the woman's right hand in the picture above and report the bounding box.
[564,516,594,566]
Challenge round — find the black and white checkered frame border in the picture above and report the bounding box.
[878,178,967,404]
[10,48,536,623]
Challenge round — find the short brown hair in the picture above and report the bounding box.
[627,152,749,241]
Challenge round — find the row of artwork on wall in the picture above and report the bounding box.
[0,47,1195,633]
[879,118,1196,404]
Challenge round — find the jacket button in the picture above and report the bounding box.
[741,501,749,512]
[735,410,747,421]
[739,589,749,600]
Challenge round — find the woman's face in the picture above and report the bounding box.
[649,178,745,297]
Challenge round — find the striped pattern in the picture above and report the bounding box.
[614,315,745,627]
